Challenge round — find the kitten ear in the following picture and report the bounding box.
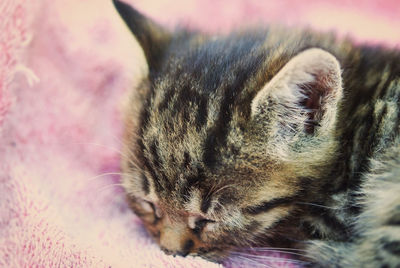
[251,48,342,138]
[113,0,171,72]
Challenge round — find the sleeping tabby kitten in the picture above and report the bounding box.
[113,0,400,266]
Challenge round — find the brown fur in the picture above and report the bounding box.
[114,0,400,266]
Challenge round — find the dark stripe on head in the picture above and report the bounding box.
[183,151,191,169]
[171,85,191,117]
[243,196,296,215]
[147,140,174,191]
[180,178,195,202]
[170,154,177,164]
[364,103,387,158]
[202,91,238,168]
[142,159,162,193]
[141,173,150,194]
[149,141,161,169]
[348,107,375,190]
[180,168,205,202]
[158,87,175,112]
[200,192,212,213]
[138,138,162,193]
[396,101,400,135]
[202,52,264,169]
[164,117,176,134]
[203,134,217,168]
[137,81,154,139]
[162,172,174,191]
[195,96,208,130]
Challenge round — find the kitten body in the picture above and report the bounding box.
[113,1,400,266]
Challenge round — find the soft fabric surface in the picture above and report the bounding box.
[0,0,398,267]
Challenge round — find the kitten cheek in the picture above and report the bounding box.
[147,227,161,240]
[204,222,217,232]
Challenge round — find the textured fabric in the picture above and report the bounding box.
[0,0,398,267]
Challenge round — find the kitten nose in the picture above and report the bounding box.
[160,228,183,254]
[159,223,194,257]
[161,242,193,257]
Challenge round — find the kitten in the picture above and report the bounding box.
[113,0,400,266]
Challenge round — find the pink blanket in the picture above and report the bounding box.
[1,0,399,267]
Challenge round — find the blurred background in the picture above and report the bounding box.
[125,0,400,44]
[1,0,399,267]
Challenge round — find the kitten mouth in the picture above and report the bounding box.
[163,249,190,258]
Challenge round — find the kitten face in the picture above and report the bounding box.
[123,142,298,261]
[114,0,343,261]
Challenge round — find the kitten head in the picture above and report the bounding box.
[114,0,343,261]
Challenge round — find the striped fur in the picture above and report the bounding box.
[114,0,400,266]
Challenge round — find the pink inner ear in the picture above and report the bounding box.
[299,73,334,134]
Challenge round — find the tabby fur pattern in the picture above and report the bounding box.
[113,0,400,267]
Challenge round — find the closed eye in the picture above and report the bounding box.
[243,196,296,215]
[146,201,163,219]
[136,199,154,213]
[135,199,162,223]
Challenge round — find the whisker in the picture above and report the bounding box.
[52,140,146,175]
[83,172,124,182]
[118,143,146,173]
[77,171,133,186]
[213,184,236,195]
[248,246,308,252]
[75,172,121,190]
[231,251,306,262]
[63,141,125,155]
[230,255,273,268]
[108,133,125,147]
[54,141,141,170]
[230,252,309,265]
[109,135,142,168]
[76,141,134,162]
[295,202,340,210]
[241,249,309,258]
[77,172,135,192]
[97,183,125,193]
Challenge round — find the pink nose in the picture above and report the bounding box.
[159,224,194,257]
[159,226,183,253]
